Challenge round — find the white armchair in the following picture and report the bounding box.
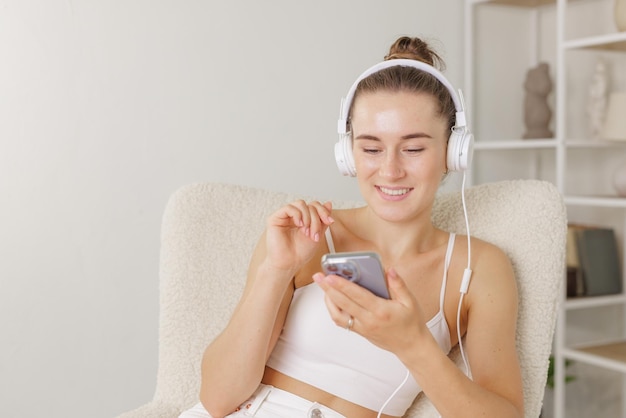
[116,179,566,418]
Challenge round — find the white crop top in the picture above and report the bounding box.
[266,230,455,416]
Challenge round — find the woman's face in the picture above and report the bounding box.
[350,90,449,223]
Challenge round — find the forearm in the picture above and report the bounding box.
[403,339,523,418]
[199,264,293,416]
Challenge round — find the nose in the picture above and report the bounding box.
[379,151,404,179]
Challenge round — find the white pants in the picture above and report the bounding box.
[179,384,346,418]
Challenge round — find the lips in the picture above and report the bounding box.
[378,186,413,196]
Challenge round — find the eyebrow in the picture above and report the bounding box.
[354,132,433,141]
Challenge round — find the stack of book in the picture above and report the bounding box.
[566,224,623,298]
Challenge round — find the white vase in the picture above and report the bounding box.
[616,0,626,31]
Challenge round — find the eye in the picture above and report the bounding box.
[405,147,425,154]
[360,146,383,155]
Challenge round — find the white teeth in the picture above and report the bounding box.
[379,187,410,196]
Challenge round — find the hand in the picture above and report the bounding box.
[264,200,334,274]
[313,268,430,357]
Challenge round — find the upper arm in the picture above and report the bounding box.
[464,243,524,413]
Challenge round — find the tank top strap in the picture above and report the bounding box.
[439,233,456,309]
[325,227,336,254]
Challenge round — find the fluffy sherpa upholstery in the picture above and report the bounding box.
[116,179,566,418]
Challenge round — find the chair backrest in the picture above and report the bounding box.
[151,180,566,418]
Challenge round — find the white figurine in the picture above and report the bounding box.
[587,58,608,140]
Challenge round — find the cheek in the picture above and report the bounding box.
[354,155,378,172]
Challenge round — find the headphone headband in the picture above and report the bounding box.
[337,59,467,135]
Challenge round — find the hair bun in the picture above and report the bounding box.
[384,36,445,71]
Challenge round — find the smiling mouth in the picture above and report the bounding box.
[378,186,413,196]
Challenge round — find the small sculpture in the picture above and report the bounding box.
[523,62,554,139]
[615,0,626,31]
[587,58,608,140]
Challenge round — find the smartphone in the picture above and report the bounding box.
[321,251,390,299]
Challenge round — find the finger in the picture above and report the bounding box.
[322,288,344,319]
[290,200,311,232]
[306,204,325,242]
[313,272,372,317]
[386,268,413,306]
[344,313,355,332]
[317,277,356,331]
[320,201,334,225]
[270,203,305,228]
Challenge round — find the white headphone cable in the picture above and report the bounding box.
[377,369,410,418]
[457,170,473,377]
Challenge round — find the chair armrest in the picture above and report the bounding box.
[115,400,182,418]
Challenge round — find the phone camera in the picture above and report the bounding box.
[337,262,358,281]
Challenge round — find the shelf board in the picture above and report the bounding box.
[474,139,626,150]
[564,32,626,52]
[562,341,626,373]
[473,0,596,6]
[564,195,626,208]
[565,139,626,148]
[565,293,626,310]
[474,139,557,150]
[474,0,555,6]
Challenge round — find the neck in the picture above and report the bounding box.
[356,207,442,259]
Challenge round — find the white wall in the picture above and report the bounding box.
[0,1,466,417]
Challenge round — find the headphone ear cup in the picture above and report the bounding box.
[446,129,474,172]
[335,133,357,177]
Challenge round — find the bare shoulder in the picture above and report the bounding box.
[471,236,513,270]
[465,236,517,303]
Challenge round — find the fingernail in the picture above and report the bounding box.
[327,216,335,224]
[314,232,320,242]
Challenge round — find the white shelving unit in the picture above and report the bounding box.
[465,1,626,417]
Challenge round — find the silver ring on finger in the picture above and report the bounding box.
[346,315,354,332]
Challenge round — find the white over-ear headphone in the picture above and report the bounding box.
[335,59,474,176]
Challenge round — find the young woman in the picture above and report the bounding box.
[180,36,524,418]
